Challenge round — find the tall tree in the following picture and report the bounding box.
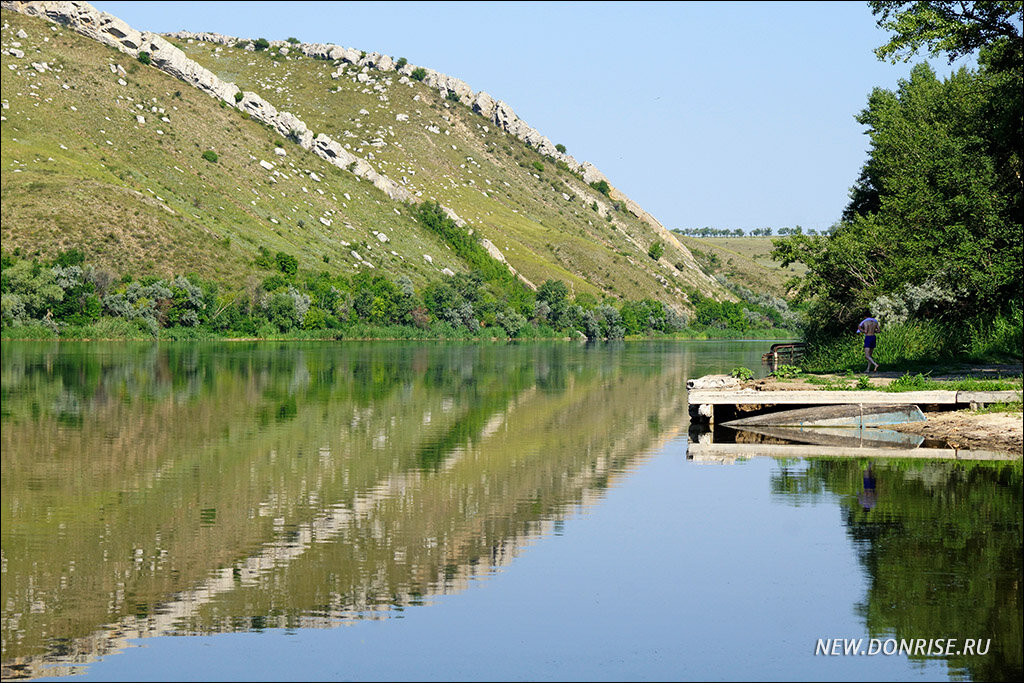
[772,3,1023,337]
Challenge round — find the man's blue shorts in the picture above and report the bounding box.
[864,335,876,349]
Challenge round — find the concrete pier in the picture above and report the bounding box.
[687,388,1022,425]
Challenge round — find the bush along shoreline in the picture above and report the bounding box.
[1,247,799,343]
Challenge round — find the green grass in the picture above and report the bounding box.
[800,308,1022,374]
[1,11,450,290]
[971,401,1023,414]
[677,236,804,297]
[166,29,726,307]
[883,373,1023,393]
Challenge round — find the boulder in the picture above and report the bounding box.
[686,375,741,390]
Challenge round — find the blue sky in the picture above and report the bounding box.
[91,1,974,232]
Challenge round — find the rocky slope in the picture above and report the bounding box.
[1,0,726,309]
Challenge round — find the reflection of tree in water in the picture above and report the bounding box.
[772,460,1023,681]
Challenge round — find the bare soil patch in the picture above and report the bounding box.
[892,410,1023,455]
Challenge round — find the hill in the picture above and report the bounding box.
[675,236,806,298]
[1,2,727,310]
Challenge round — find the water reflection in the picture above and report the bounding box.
[1,341,696,678]
[771,459,1023,681]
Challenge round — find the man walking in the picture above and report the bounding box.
[857,315,880,372]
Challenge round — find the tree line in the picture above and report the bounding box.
[672,226,829,237]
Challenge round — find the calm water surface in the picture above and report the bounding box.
[1,341,1020,681]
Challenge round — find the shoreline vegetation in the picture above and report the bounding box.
[0,235,801,343]
[0,326,799,343]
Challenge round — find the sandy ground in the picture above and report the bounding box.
[889,410,1023,454]
[735,363,1023,456]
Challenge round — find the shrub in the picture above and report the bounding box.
[254,38,270,51]
[531,161,544,173]
[396,57,408,70]
[201,150,218,163]
[137,51,151,65]
[411,67,427,81]
[648,241,664,260]
[590,179,610,196]
[555,143,567,154]
[274,251,298,276]
[445,90,460,103]
[731,367,754,380]
[495,310,526,338]
[286,36,300,45]
[234,91,244,103]
[771,364,803,379]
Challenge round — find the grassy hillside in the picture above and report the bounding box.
[0,11,462,289]
[675,235,806,298]
[1,8,727,311]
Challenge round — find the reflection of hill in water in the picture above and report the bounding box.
[1,342,689,678]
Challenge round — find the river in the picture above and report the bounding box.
[1,341,1020,681]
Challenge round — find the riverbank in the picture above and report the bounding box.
[716,365,1023,456]
[0,325,799,343]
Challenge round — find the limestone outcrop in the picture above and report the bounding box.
[1,2,446,212]
[160,24,682,251]
[2,0,696,284]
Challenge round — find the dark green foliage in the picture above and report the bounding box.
[555,143,567,154]
[445,90,460,103]
[201,150,218,163]
[261,274,289,292]
[775,61,1021,339]
[274,251,298,276]
[395,57,408,70]
[674,226,759,237]
[414,202,514,288]
[253,246,274,270]
[870,0,1023,67]
[54,249,86,267]
[286,37,300,45]
[531,161,544,173]
[590,179,610,196]
[774,1,1022,349]
[234,91,244,103]
[648,241,664,260]
[137,51,151,65]
[2,237,790,339]
[411,67,427,81]
[253,38,270,51]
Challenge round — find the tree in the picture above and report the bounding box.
[774,62,1021,335]
[590,179,610,196]
[870,1,1022,65]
